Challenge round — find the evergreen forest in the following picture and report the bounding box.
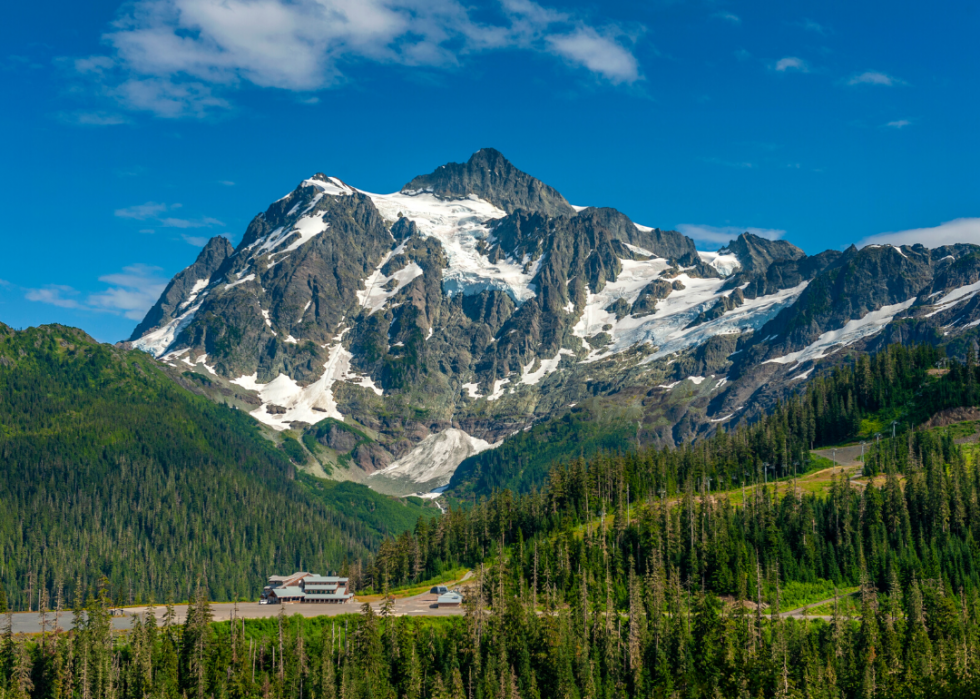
[0,323,430,610]
[5,324,980,697]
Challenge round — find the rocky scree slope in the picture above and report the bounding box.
[127,149,980,497]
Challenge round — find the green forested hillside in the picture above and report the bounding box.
[375,344,980,605]
[0,323,429,609]
[449,409,637,497]
[452,343,949,498]
[3,339,980,699]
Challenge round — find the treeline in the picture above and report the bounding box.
[0,324,429,611]
[452,343,945,497]
[3,561,980,698]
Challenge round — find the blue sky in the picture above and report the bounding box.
[1,0,977,342]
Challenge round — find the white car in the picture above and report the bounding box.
[259,599,269,605]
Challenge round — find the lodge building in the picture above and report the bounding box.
[262,572,353,604]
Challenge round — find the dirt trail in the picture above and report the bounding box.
[780,592,855,619]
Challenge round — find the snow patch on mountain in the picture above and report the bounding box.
[766,297,917,367]
[698,250,741,277]
[133,302,204,356]
[368,428,497,496]
[925,279,980,317]
[231,329,383,430]
[225,274,255,289]
[358,261,424,314]
[361,189,541,303]
[177,279,209,312]
[571,256,806,363]
[521,349,575,385]
[462,382,483,399]
[304,176,354,197]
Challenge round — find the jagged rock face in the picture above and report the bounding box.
[722,232,805,272]
[130,150,980,496]
[129,236,233,340]
[134,176,394,382]
[402,148,576,217]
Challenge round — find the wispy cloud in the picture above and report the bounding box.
[115,202,169,220]
[858,218,980,249]
[796,18,828,34]
[218,180,235,186]
[774,56,809,73]
[701,156,754,169]
[677,224,785,247]
[69,0,643,118]
[159,216,224,229]
[25,285,83,310]
[712,11,740,24]
[59,110,131,126]
[733,48,750,61]
[116,202,223,229]
[26,264,169,320]
[885,119,912,129]
[847,70,905,86]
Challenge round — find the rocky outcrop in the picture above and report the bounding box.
[129,236,233,340]
[402,148,576,217]
[721,233,805,273]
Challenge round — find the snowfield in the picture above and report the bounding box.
[230,328,382,431]
[766,298,918,367]
[368,428,498,496]
[361,189,542,303]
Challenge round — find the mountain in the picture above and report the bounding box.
[128,149,980,498]
[0,322,431,607]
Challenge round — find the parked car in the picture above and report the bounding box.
[430,585,449,595]
[259,599,269,605]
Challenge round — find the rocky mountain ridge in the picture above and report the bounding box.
[127,149,980,497]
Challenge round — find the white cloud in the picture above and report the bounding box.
[181,235,210,246]
[27,265,169,321]
[25,285,83,310]
[774,56,808,72]
[848,70,905,86]
[218,180,235,186]
[115,201,169,219]
[885,119,911,129]
[712,12,740,24]
[113,77,230,118]
[546,27,639,83]
[858,218,980,249]
[677,224,786,247]
[73,0,642,117]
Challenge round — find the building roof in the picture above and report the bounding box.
[304,575,348,583]
[272,586,305,598]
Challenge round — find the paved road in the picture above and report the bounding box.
[6,591,464,635]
